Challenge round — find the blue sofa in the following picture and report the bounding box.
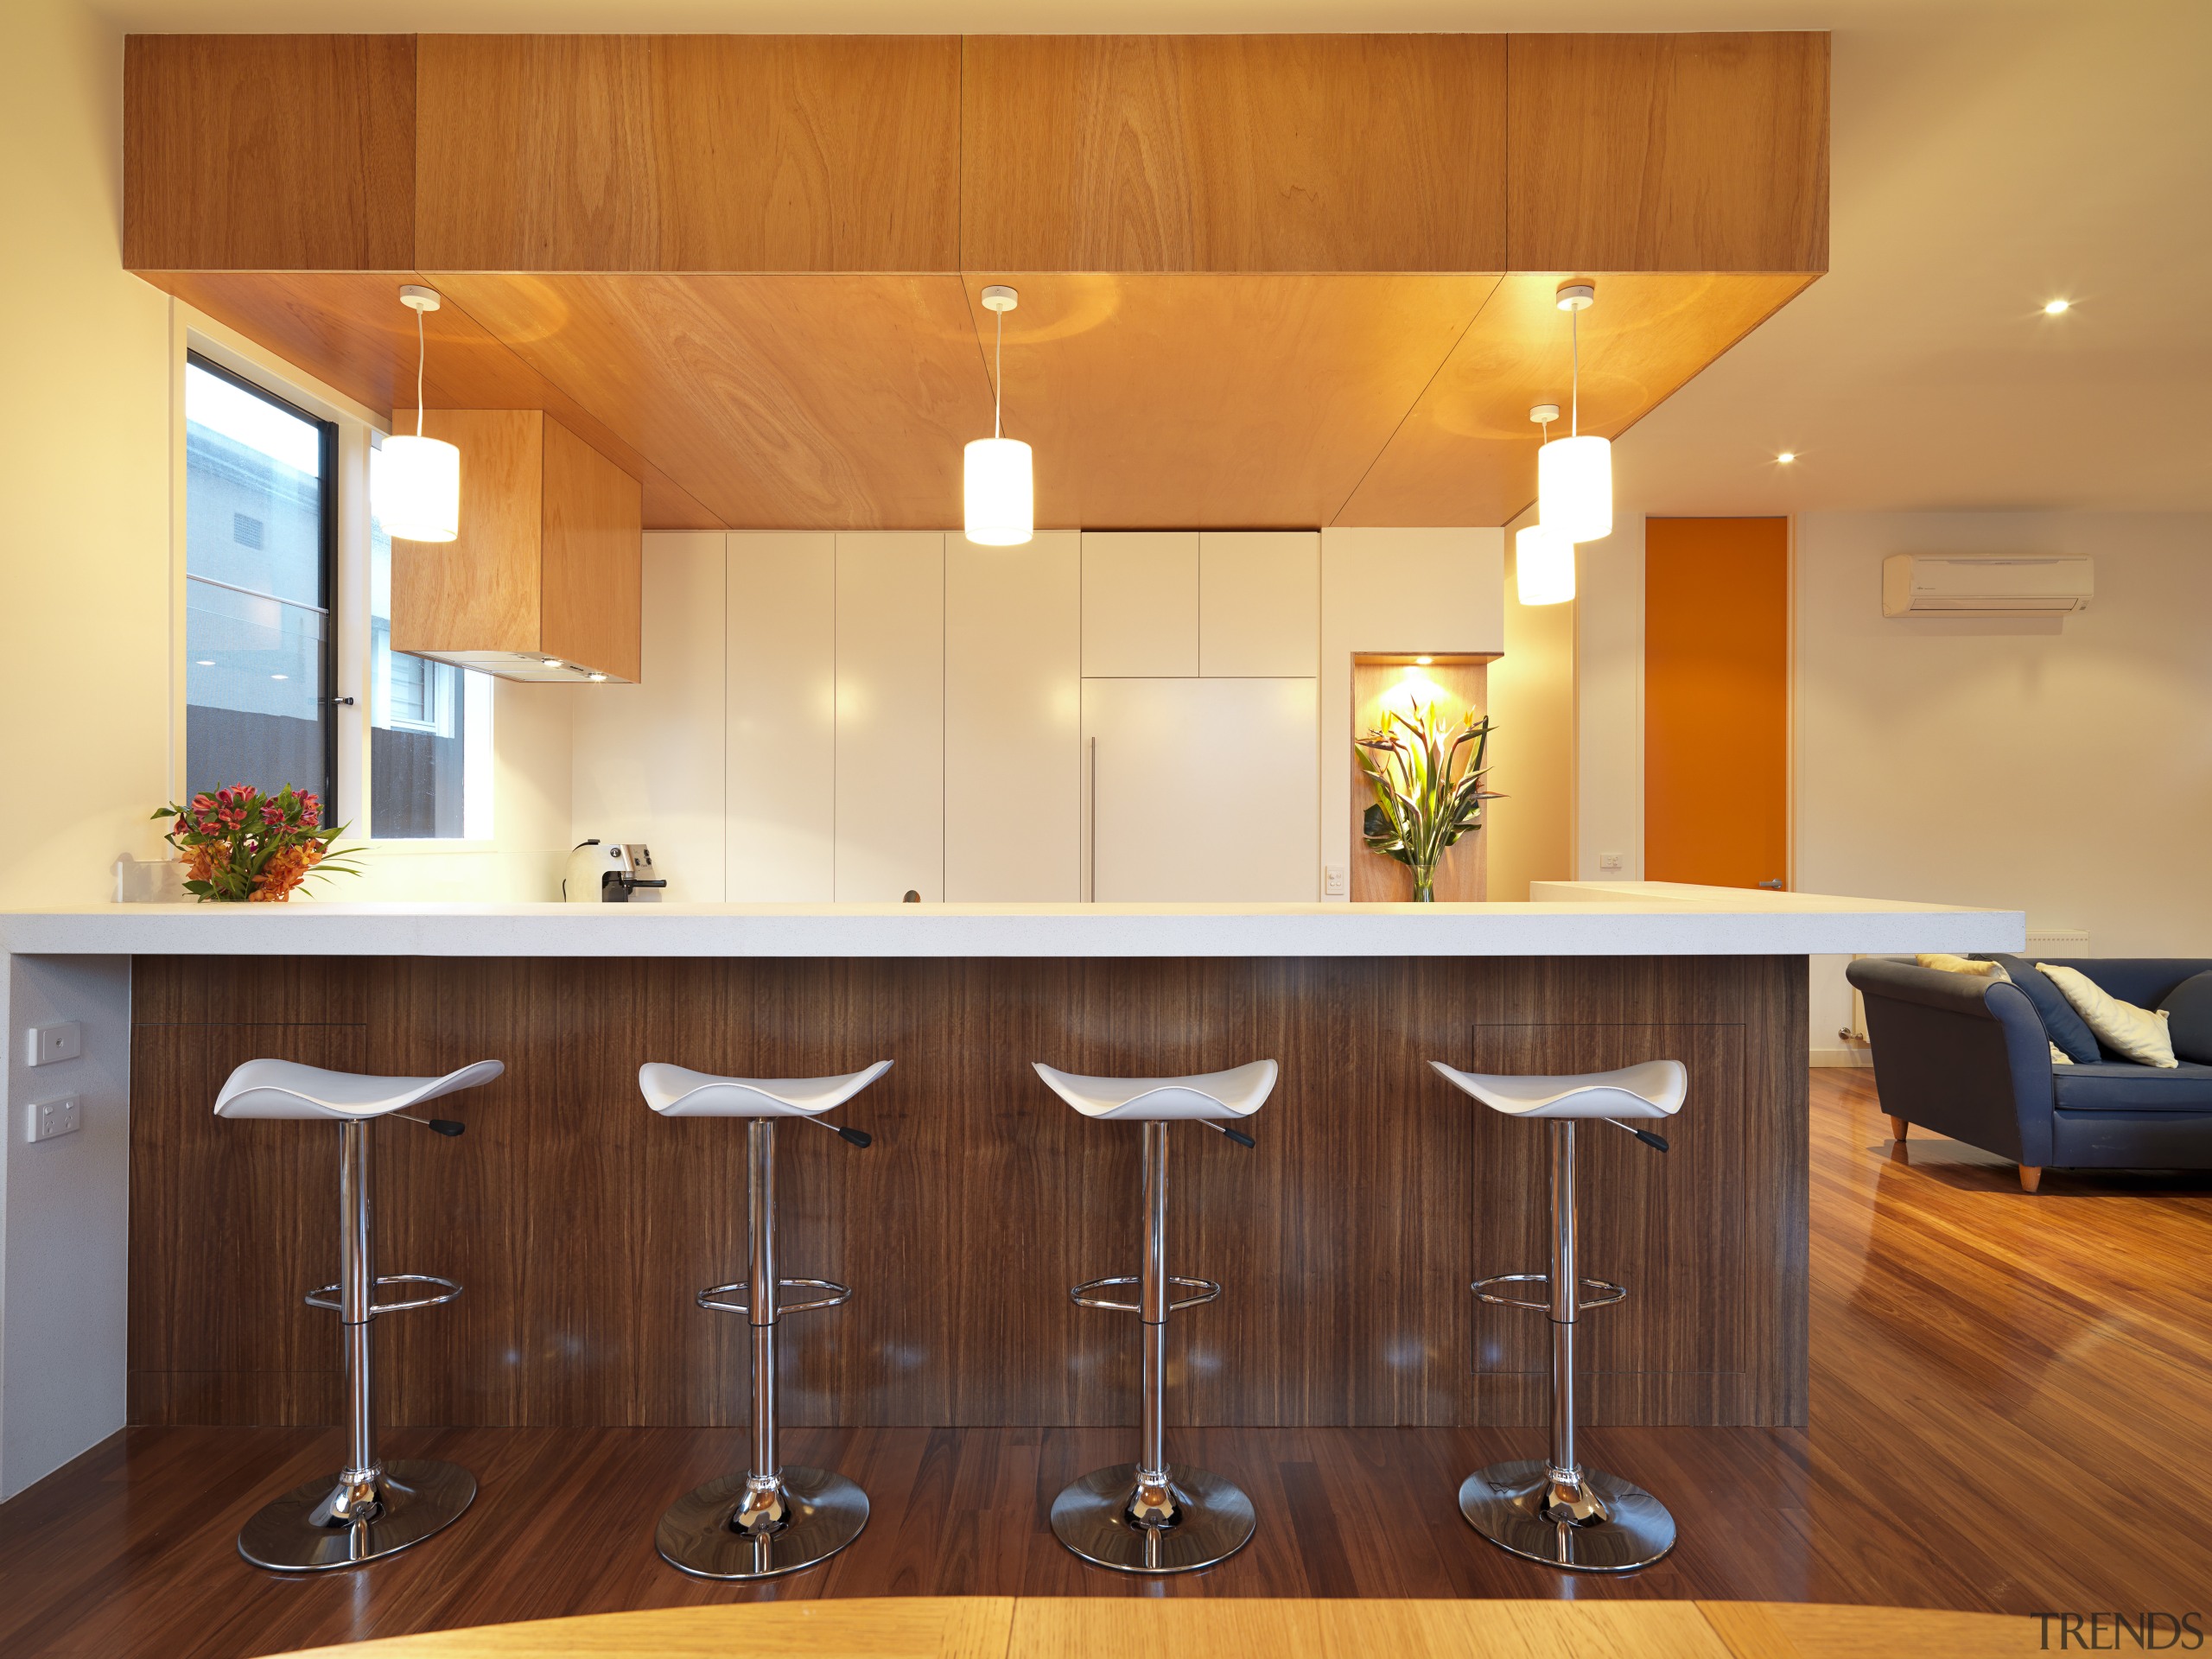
[1845,957,2212,1191]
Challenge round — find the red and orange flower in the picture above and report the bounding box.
[152,785,356,904]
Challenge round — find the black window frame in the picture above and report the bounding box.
[183,350,340,826]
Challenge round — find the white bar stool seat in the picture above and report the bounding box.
[1430,1057,1685,1574]
[1038,1058,1274,1575]
[640,1060,891,1119]
[1032,1059,1274,1122]
[220,1057,500,1573]
[641,1059,886,1580]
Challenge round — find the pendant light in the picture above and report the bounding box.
[378,285,461,543]
[1536,281,1612,543]
[963,285,1033,547]
[1516,403,1575,606]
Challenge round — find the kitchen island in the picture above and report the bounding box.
[0,885,2018,1499]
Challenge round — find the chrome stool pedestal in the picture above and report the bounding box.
[220,1058,499,1573]
[641,1062,886,1580]
[1035,1061,1274,1575]
[1433,1059,1685,1575]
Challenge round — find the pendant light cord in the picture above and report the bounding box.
[414,304,427,439]
[1571,305,1580,439]
[993,305,1005,441]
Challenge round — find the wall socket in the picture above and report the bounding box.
[1599,852,1624,873]
[1323,864,1348,897]
[27,1021,84,1066]
[27,1096,81,1144]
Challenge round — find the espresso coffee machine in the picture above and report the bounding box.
[563,840,668,903]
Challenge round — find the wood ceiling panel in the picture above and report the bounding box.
[962,35,1507,273]
[431,274,993,529]
[416,36,962,273]
[1338,271,1816,527]
[978,273,1498,530]
[124,35,416,271]
[1507,34,1829,274]
[143,271,723,531]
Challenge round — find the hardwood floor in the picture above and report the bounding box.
[3,1068,2208,1657]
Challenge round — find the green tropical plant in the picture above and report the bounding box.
[1356,701,1500,901]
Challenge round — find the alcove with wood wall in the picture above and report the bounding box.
[1350,652,1498,901]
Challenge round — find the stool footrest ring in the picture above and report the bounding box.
[1071,1274,1220,1313]
[697,1276,852,1317]
[1472,1272,1627,1314]
[304,1273,462,1317]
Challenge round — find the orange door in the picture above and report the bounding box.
[1643,518,1789,889]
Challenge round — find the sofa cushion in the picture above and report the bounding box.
[1979,955,2102,1062]
[2160,971,2212,1065]
[2038,963,2178,1068]
[2051,1060,2212,1113]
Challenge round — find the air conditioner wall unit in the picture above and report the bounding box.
[1881,554,2094,618]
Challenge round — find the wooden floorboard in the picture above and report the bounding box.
[3,1068,2207,1656]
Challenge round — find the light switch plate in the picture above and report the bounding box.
[28,1021,83,1066]
[1324,864,1348,897]
[28,1096,81,1143]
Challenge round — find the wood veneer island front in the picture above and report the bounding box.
[0,890,2018,1444]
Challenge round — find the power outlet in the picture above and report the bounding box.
[28,1096,81,1144]
[1323,864,1348,898]
[28,1021,84,1066]
[1599,852,1624,873]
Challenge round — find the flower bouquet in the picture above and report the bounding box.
[151,785,361,903]
[1356,702,1501,901]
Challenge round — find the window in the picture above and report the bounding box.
[183,355,335,821]
[369,447,493,839]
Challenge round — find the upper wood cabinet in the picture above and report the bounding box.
[391,410,643,682]
[959,35,1507,273]
[124,35,417,271]
[1506,34,1829,273]
[414,36,962,272]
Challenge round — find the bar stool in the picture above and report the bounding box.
[1429,1058,1686,1573]
[217,1057,500,1572]
[639,1059,887,1580]
[1033,1058,1274,1575]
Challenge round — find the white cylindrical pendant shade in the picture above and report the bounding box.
[1537,434,1612,543]
[1516,524,1576,606]
[963,436,1033,547]
[379,435,461,543]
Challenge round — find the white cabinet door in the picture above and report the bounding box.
[575,531,728,899]
[947,531,1081,900]
[1083,677,1319,901]
[727,531,834,900]
[836,532,944,900]
[1083,531,1198,677]
[1200,531,1319,677]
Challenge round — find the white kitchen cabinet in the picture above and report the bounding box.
[1082,531,1198,677]
[946,531,1081,900]
[1199,531,1319,677]
[727,531,835,900]
[574,531,727,899]
[835,532,945,900]
[1082,677,1319,901]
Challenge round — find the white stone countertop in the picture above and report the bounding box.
[0,883,2023,958]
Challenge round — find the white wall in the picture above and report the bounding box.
[1796,511,2212,1052]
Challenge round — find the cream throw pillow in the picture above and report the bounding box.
[2037,963,2179,1068]
[1915,954,2073,1065]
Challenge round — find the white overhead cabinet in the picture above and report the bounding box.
[726,532,836,900]
[1198,531,1319,677]
[946,531,1081,900]
[835,532,946,901]
[1082,531,1198,677]
[1084,677,1319,900]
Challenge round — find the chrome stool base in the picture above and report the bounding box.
[238,1458,475,1573]
[1052,1464,1255,1575]
[1458,1459,1675,1573]
[656,1465,869,1580]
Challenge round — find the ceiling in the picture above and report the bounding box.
[99,0,2212,516]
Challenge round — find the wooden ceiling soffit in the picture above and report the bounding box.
[414,35,963,273]
[144,270,722,531]
[971,273,1500,530]
[1336,271,1816,527]
[429,274,995,530]
[958,35,1507,273]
